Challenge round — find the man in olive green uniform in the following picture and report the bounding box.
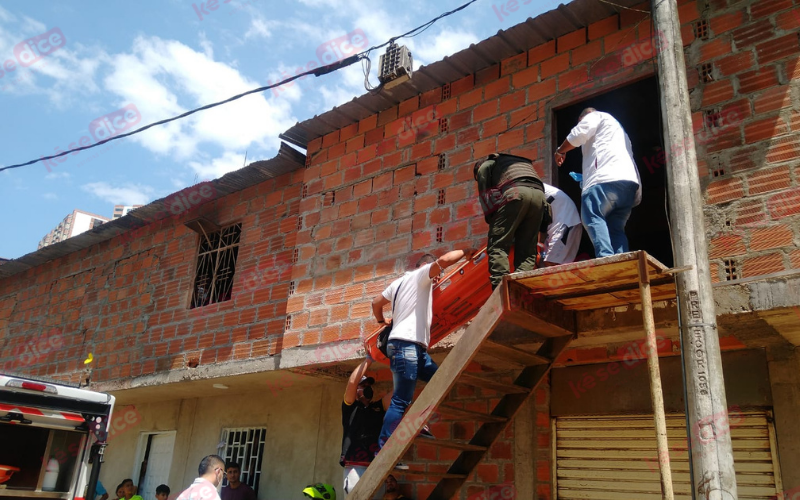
[474,153,548,289]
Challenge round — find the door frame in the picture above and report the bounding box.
[131,430,177,494]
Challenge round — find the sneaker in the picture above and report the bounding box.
[394,462,410,471]
[419,425,435,439]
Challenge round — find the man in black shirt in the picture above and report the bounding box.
[341,355,392,497]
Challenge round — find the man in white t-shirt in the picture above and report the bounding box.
[371,248,475,450]
[541,183,582,266]
[554,108,642,257]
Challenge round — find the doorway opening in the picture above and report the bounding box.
[553,77,674,267]
[133,431,176,500]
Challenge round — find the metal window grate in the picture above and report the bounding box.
[724,259,739,280]
[700,63,714,83]
[436,226,443,243]
[219,427,267,493]
[191,223,242,309]
[695,19,709,40]
[442,83,451,100]
[439,118,449,134]
[438,154,447,171]
[437,189,446,205]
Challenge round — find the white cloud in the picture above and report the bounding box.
[245,18,276,40]
[103,36,297,163]
[81,182,155,205]
[45,172,70,180]
[42,192,58,200]
[187,151,248,180]
[411,28,479,67]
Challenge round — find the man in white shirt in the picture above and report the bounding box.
[176,455,225,500]
[541,183,582,266]
[554,108,642,257]
[371,248,475,450]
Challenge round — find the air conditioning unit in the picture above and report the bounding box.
[379,42,413,89]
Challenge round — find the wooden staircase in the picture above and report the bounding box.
[347,278,575,500]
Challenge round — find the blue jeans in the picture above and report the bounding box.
[581,180,639,258]
[378,339,438,449]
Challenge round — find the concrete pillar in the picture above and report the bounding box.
[514,395,536,499]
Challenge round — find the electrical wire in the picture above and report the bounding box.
[1,0,479,173]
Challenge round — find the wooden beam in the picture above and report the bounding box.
[457,373,530,394]
[479,340,550,366]
[415,437,487,451]
[435,405,509,423]
[503,280,576,337]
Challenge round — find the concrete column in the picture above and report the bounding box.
[514,395,536,500]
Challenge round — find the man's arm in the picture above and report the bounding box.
[556,113,600,166]
[429,248,477,279]
[372,295,390,324]
[344,358,372,405]
[554,139,577,166]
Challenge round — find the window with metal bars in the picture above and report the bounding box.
[190,223,241,309]
[285,315,292,330]
[694,19,709,40]
[219,427,266,493]
[292,248,299,264]
[724,259,739,280]
[297,216,303,231]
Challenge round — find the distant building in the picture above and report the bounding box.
[38,209,110,249]
[113,205,143,219]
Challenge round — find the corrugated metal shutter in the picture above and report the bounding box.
[555,412,782,500]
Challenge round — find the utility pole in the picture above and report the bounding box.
[652,0,739,499]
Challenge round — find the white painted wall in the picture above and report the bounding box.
[70,212,101,238]
[99,379,348,500]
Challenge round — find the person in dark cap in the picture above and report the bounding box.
[341,357,392,497]
[474,153,549,289]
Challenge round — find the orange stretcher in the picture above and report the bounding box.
[365,247,498,364]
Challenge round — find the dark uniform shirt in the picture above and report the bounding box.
[341,400,385,466]
[220,483,256,500]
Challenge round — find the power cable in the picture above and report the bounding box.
[1,0,479,173]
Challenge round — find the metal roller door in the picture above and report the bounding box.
[554,412,783,499]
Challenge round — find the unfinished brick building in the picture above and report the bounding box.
[1,0,799,498]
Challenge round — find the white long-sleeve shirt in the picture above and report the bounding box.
[566,111,642,204]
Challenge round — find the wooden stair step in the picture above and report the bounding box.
[480,340,551,366]
[458,372,530,394]
[395,471,468,479]
[415,437,487,451]
[436,404,508,423]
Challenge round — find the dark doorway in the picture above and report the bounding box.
[553,77,674,267]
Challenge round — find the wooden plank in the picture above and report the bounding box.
[414,437,487,451]
[479,340,550,366]
[457,373,530,394]
[395,471,467,479]
[435,404,508,423]
[503,280,576,336]
[346,288,507,500]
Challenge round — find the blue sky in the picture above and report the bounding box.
[0,0,560,259]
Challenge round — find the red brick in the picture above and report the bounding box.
[749,166,792,196]
[541,53,570,78]
[708,234,746,258]
[483,116,508,137]
[702,79,734,106]
[677,1,700,23]
[321,130,339,148]
[737,67,779,94]
[754,86,793,114]
[790,249,800,269]
[558,28,586,53]
[732,20,773,49]
[528,79,557,101]
[473,100,499,122]
[450,74,474,97]
[459,88,482,110]
[377,106,398,127]
[716,51,754,76]
[501,52,527,76]
[476,464,499,484]
[512,65,540,89]
[710,11,745,35]
[410,141,432,160]
[768,188,800,218]
[572,40,603,66]
[750,224,794,251]
[398,96,419,117]
[420,87,442,108]
[751,0,794,20]
[485,76,511,99]
[767,135,800,163]
[745,116,789,144]
[777,8,800,30]
[475,64,500,86]
[742,253,785,277]
[499,89,526,114]
[756,33,800,64]
[529,41,556,65]
[706,177,744,204]
[498,128,524,151]
[588,15,619,40]
[699,37,732,62]
[358,114,377,134]
[559,67,589,91]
